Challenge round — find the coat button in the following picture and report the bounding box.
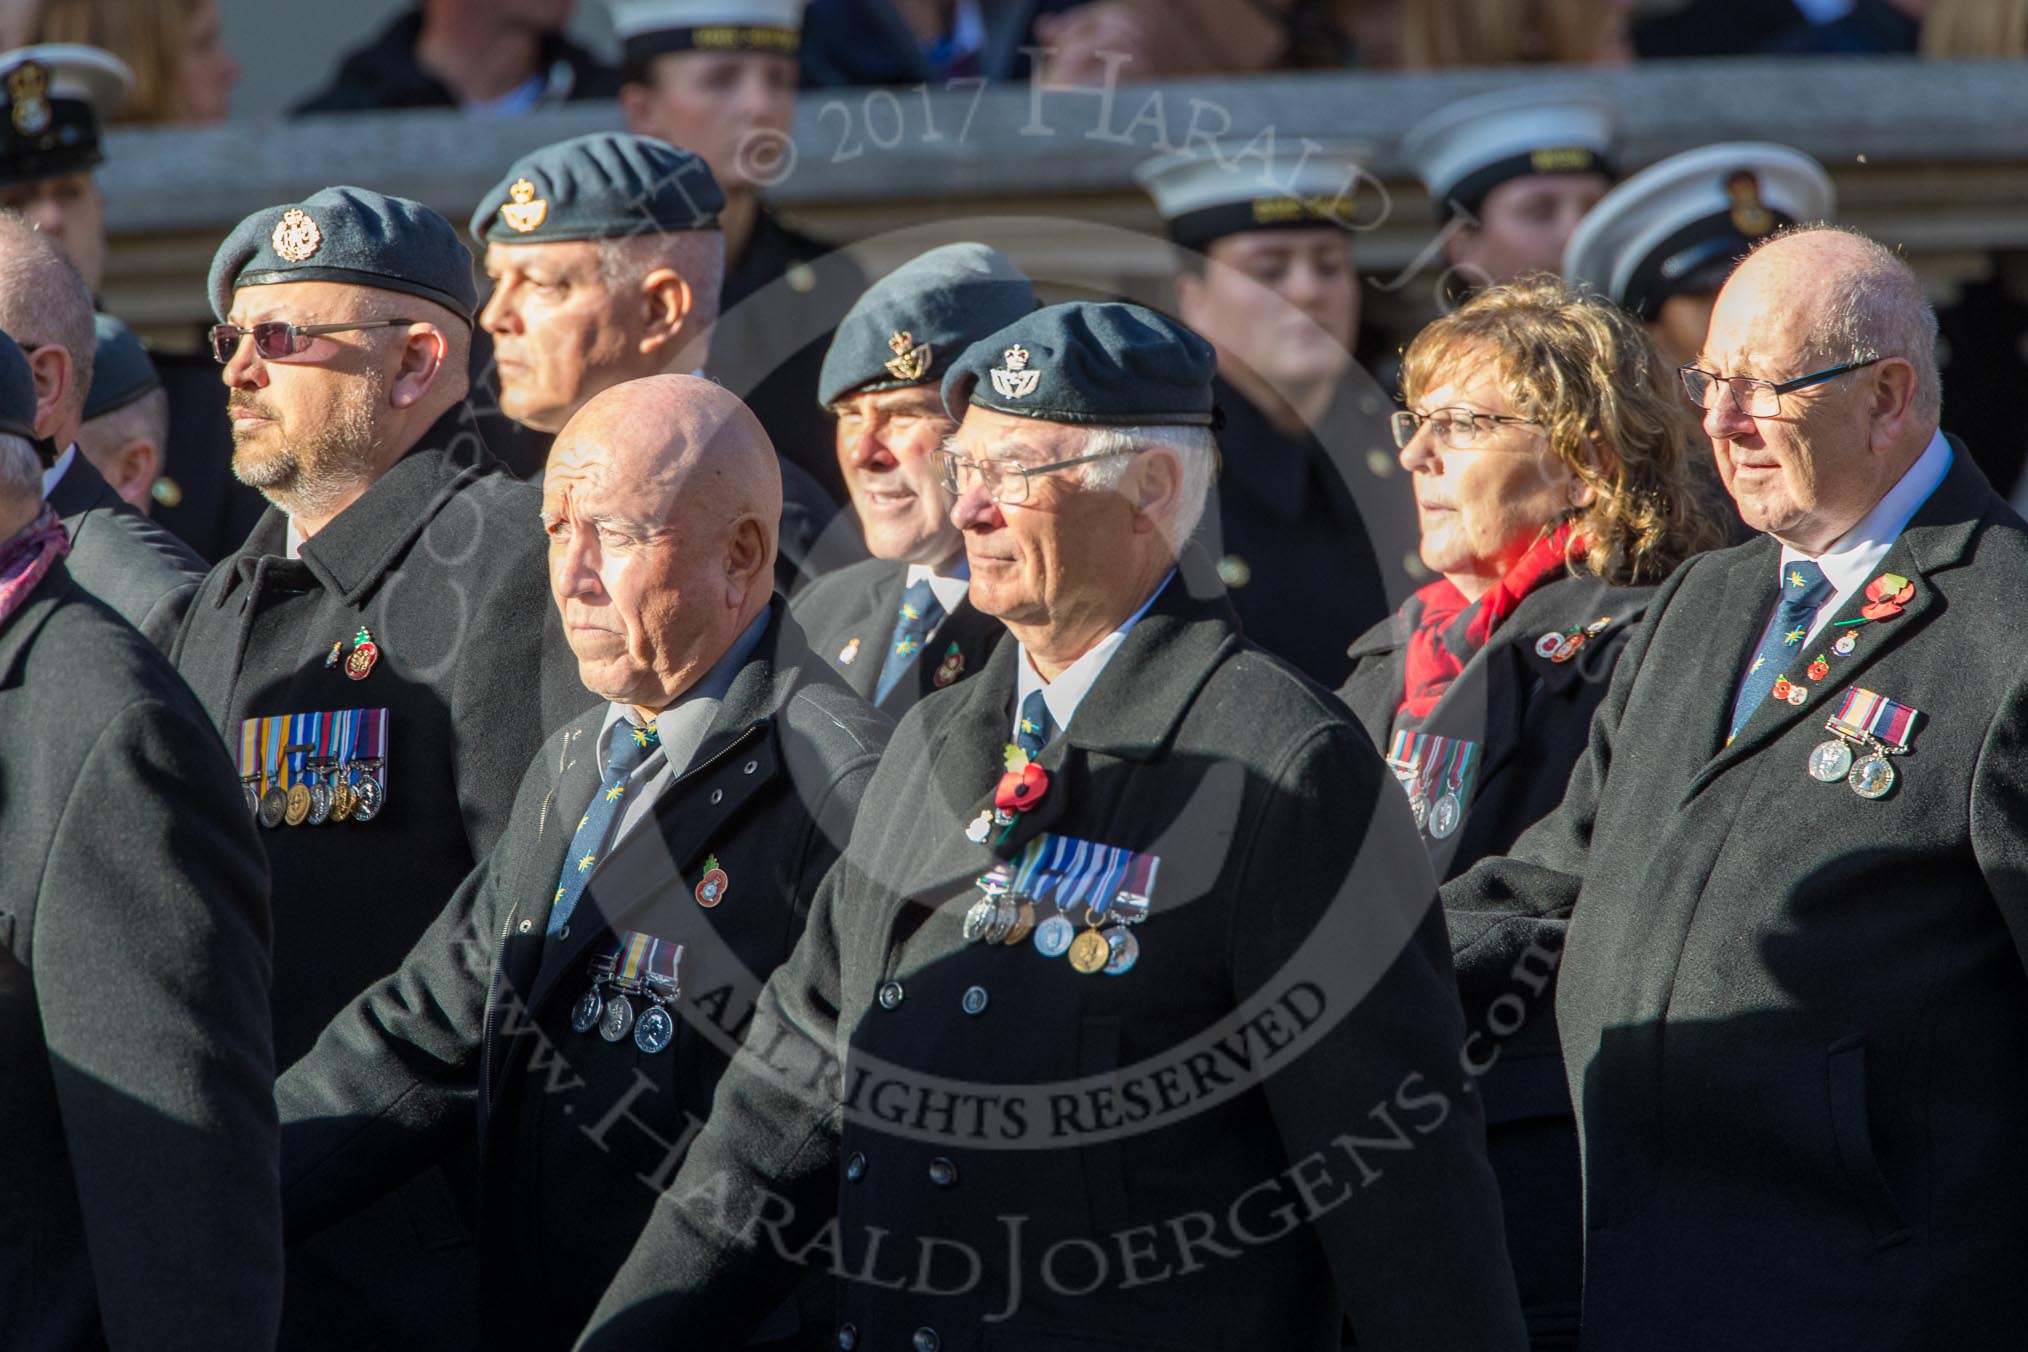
[845,1151,866,1182]
[961,985,988,1016]
[836,1324,858,1350]
[878,980,904,1010]
[558,925,570,940]
[912,1328,940,1352]
[744,760,758,774]
[710,788,724,804]
[516,919,533,934]
[927,1157,958,1188]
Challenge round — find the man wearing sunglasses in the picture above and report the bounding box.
[577,302,1527,1351]
[167,186,591,1352]
[1444,226,2028,1350]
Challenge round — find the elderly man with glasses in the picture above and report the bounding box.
[1444,224,2028,1351]
[169,186,591,1352]
[573,301,1528,1352]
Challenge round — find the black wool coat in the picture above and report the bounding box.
[578,570,1528,1352]
[276,607,889,1352]
[48,448,206,648]
[1443,445,2028,1350]
[1340,571,1654,1350]
[0,564,279,1352]
[790,556,1004,718]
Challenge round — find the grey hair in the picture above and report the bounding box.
[596,230,728,331]
[0,213,93,426]
[0,430,41,507]
[1077,424,1217,548]
[1757,224,1943,423]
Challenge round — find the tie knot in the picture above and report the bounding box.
[1782,560,1831,607]
[607,717,660,776]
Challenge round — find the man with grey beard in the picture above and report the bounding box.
[168,186,591,1352]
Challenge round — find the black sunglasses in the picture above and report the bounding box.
[210,319,417,365]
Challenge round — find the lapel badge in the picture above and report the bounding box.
[1807,654,1830,681]
[272,208,323,263]
[1860,572,1915,621]
[345,625,379,681]
[695,854,729,908]
[838,636,861,666]
[1833,631,1858,656]
[499,177,549,234]
[884,330,932,383]
[965,809,993,844]
[323,640,343,669]
[8,61,50,135]
[990,345,1040,400]
[933,641,965,688]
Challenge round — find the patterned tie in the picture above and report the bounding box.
[1729,560,1833,740]
[1015,688,1056,759]
[547,717,660,938]
[875,577,946,705]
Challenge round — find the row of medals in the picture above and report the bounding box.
[1409,784,1464,841]
[962,866,1146,976]
[1807,728,1901,800]
[571,957,680,1055]
[244,757,386,828]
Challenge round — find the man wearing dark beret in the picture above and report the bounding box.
[470,130,839,595]
[167,185,592,1352]
[579,302,1527,1351]
[77,312,169,511]
[790,242,1033,715]
[0,323,281,1350]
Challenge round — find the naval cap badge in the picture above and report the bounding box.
[884,329,931,383]
[499,177,549,234]
[990,344,1040,400]
[272,208,323,263]
[1726,169,1774,238]
[8,61,50,135]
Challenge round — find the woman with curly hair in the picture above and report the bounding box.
[1337,274,1721,1350]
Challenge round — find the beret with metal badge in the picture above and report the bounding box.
[83,313,162,422]
[208,185,478,322]
[469,131,725,246]
[944,301,1217,428]
[818,242,1037,408]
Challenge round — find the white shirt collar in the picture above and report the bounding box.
[905,555,970,617]
[285,517,305,561]
[1778,428,1951,643]
[39,443,75,498]
[1014,571,1173,739]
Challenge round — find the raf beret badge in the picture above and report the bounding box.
[8,60,49,135]
[500,177,548,234]
[884,330,931,383]
[272,208,322,263]
[991,345,1039,400]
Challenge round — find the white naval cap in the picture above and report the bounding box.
[1401,85,1615,222]
[1134,140,1380,253]
[611,0,802,70]
[0,44,133,186]
[1562,141,1835,322]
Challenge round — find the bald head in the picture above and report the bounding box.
[542,374,781,716]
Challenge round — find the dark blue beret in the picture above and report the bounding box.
[817,243,1036,408]
[0,325,39,441]
[469,133,724,246]
[83,313,161,421]
[208,186,477,322]
[943,301,1217,427]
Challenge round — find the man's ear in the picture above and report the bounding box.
[1867,356,1920,454]
[107,435,162,507]
[388,325,449,409]
[26,344,72,440]
[724,513,773,606]
[638,268,694,360]
[1127,448,1183,536]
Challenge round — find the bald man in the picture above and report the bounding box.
[275,375,890,1350]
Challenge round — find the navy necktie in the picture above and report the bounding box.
[1729,560,1833,740]
[547,717,659,938]
[875,577,945,705]
[1015,688,1056,759]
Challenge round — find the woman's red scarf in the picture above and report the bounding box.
[0,503,68,629]
[1399,523,1581,720]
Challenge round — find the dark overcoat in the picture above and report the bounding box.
[791,555,1004,718]
[578,572,1529,1352]
[1443,446,2028,1350]
[276,607,888,1351]
[1340,571,1653,1350]
[48,449,206,648]
[0,563,278,1351]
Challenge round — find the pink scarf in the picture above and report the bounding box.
[0,503,70,628]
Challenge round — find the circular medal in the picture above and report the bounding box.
[963,897,999,944]
[1067,928,1110,975]
[1001,901,1037,947]
[1833,632,1857,656]
[242,782,260,817]
[258,786,287,829]
[1534,632,1566,659]
[985,897,1018,945]
[284,782,312,826]
[330,779,356,822]
[1410,793,1429,830]
[308,778,333,825]
[634,1003,675,1055]
[345,640,379,681]
[1849,755,1896,800]
[1101,927,1140,976]
[351,774,384,823]
[1429,790,1463,840]
[599,992,636,1042]
[1033,913,1075,958]
[1807,739,1854,783]
[570,987,604,1034]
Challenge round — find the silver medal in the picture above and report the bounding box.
[963,897,999,944]
[1429,790,1463,840]
[1033,913,1075,958]
[1410,793,1429,830]
[1101,926,1140,976]
[570,987,604,1034]
[307,777,334,825]
[1849,754,1895,800]
[599,992,636,1042]
[352,773,384,823]
[1807,739,1854,783]
[634,1002,675,1054]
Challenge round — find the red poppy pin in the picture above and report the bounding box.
[1807,657,1829,681]
[695,854,729,908]
[1860,573,1915,622]
[996,744,1049,813]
